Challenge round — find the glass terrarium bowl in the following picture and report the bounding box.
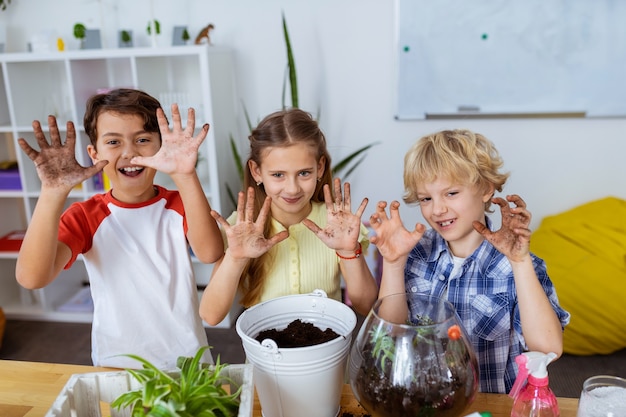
[349,292,479,417]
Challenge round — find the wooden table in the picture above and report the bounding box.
[0,360,579,416]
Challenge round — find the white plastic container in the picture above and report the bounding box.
[45,364,254,417]
[236,289,357,417]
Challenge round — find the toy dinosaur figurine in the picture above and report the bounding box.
[195,24,215,45]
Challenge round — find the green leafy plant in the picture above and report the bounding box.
[369,326,396,372]
[73,23,86,41]
[121,30,132,44]
[111,346,241,417]
[225,13,379,208]
[146,19,161,36]
[182,28,190,43]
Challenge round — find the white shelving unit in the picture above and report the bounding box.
[0,44,241,328]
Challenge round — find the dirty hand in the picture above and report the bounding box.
[17,115,107,191]
[131,104,208,176]
[302,178,368,252]
[211,187,288,260]
[369,200,426,263]
[473,194,532,262]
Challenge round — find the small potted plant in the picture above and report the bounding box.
[73,23,86,49]
[111,346,252,416]
[119,29,132,48]
[146,18,161,47]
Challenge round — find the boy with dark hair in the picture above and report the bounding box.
[16,88,223,368]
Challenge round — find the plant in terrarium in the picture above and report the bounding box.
[349,293,479,417]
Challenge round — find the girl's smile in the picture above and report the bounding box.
[250,142,324,228]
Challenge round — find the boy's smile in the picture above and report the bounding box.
[87,111,161,203]
[417,178,492,257]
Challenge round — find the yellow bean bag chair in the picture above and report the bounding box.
[530,196,626,355]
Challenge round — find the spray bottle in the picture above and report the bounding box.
[509,351,560,417]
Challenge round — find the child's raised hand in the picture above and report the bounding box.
[473,194,532,262]
[17,116,107,192]
[302,178,368,253]
[369,200,426,263]
[211,187,289,260]
[130,104,208,176]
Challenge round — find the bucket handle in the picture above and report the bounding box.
[311,289,328,298]
[260,339,282,360]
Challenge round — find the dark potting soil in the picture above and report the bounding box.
[254,319,340,348]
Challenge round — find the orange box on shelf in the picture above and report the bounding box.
[0,230,25,252]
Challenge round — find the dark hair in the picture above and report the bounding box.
[240,107,333,306]
[83,88,163,147]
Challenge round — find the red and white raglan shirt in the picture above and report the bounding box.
[58,185,211,369]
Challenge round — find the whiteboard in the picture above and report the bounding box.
[395,0,626,119]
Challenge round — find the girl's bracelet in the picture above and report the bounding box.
[336,242,362,260]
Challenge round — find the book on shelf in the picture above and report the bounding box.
[0,230,25,252]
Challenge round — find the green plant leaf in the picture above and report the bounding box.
[73,23,86,40]
[225,14,376,205]
[147,19,161,35]
[229,135,244,183]
[332,142,380,179]
[282,12,298,109]
[112,347,240,417]
[121,30,131,43]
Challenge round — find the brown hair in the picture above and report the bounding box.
[403,129,510,212]
[240,108,332,306]
[83,88,163,147]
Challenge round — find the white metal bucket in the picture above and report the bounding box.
[236,290,356,417]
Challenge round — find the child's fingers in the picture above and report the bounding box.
[245,187,256,221]
[256,196,272,225]
[46,115,63,147]
[210,210,229,227]
[17,138,38,161]
[64,121,77,150]
[156,107,170,134]
[170,103,182,129]
[235,190,246,220]
[507,194,526,209]
[355,197,368,218]
[268,230,289,246]
[323,184,334,212]
[301,218,321,234]
[185,107,196,132]
[333,178,342,208]
[342,181,352,211]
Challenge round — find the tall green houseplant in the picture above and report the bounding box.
[226,13,378,207]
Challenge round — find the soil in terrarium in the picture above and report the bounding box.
[254,319,340,348]
[354,340,473,417]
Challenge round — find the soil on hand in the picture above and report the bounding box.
[255,319,340,348]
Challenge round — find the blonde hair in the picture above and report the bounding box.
[403,129,509,211]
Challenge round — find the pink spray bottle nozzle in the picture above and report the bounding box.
[508,352,557,398]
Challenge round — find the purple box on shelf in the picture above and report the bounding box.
[0,168,22,190]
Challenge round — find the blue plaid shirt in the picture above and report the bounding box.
[404,218,570,394]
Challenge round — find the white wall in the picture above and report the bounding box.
[2,0,624,230]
